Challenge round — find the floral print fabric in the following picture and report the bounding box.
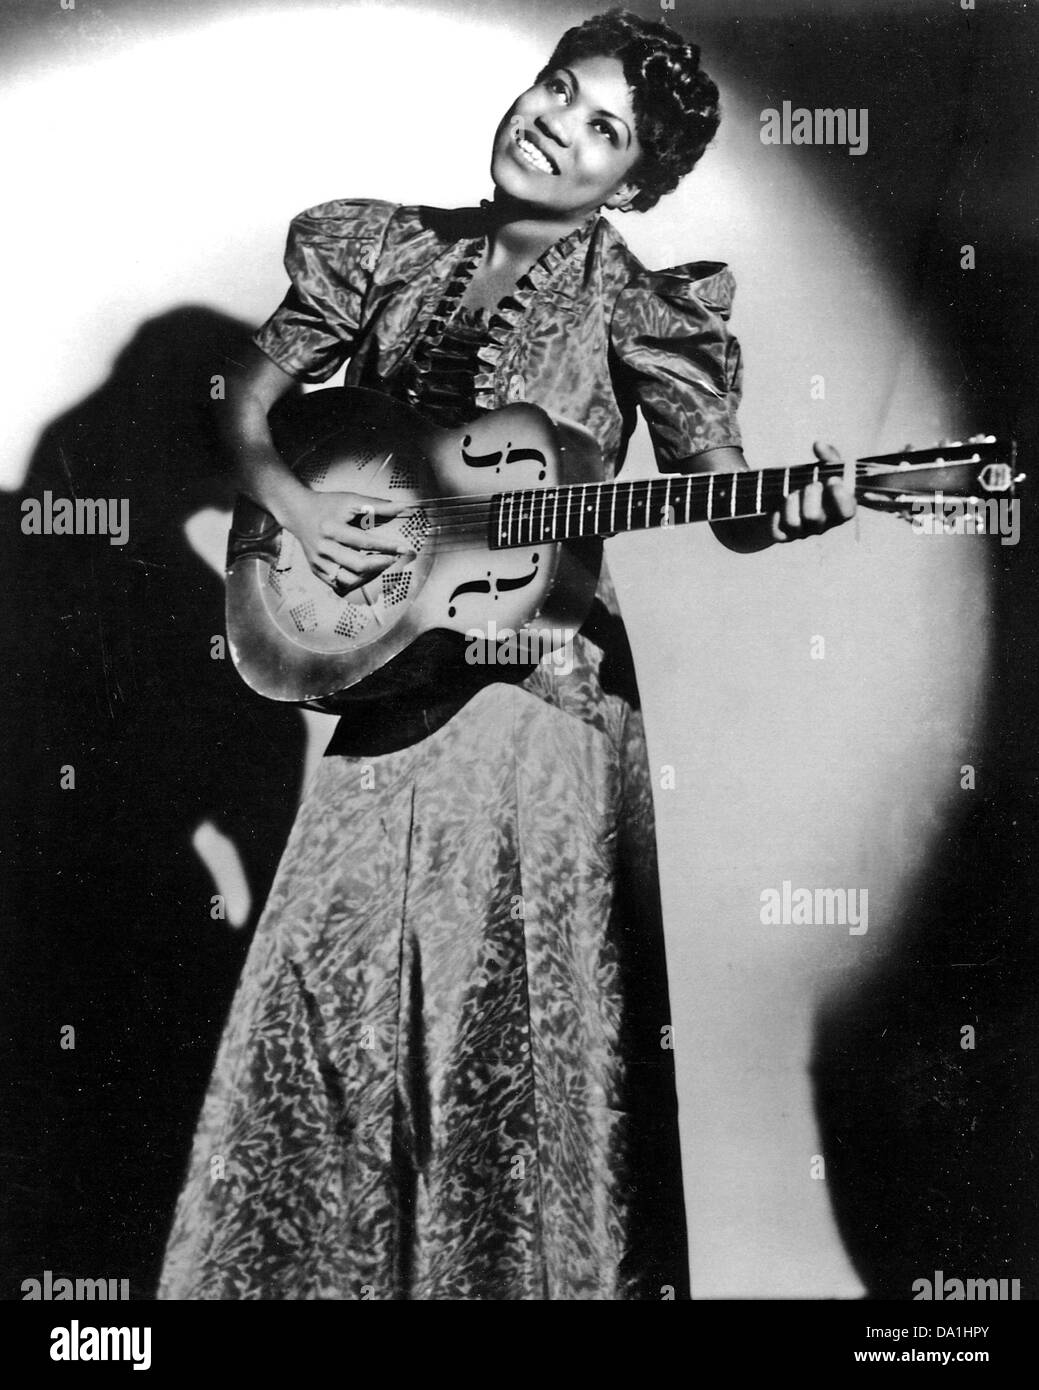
[251,197,742,473]
[159,198,741,1299]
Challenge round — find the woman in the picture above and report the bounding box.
[159,8,853,1301]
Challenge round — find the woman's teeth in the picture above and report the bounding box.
[515,133,555,174]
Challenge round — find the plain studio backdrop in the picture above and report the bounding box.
[1,0,1035,1299]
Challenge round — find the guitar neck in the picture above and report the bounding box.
[490,460,844,549]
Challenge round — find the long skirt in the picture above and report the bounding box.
[158,637,688,1300]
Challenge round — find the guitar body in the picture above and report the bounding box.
[226,387,604,712]
[227,386,1020,728]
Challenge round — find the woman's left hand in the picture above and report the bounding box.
[770,442,856,542]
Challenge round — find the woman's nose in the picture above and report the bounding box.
[536,110,572,147]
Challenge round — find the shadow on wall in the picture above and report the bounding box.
[811,500,1039,1300]
[0,306,306,1300]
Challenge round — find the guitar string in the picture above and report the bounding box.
[366,473,897,558]
[357,451,993,519]
[276,453,1001,597]
[383,461,854,534]
[394,463,925,544]
[288,459,990,570]
[398,460,853,515]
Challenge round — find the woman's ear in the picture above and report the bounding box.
[602,181,640,212]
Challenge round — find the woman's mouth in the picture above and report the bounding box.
[513,127,558,175]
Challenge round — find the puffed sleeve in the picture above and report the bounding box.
[251,198,399,383]
[609,261,743,468]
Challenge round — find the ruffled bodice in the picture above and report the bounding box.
[252,198,743,477]
[399,208,605,429]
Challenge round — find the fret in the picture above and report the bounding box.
[537,489,549,542]
[577,483,586,536]
[730,471,738,518]
[735,469,756,518]
[684,476,692,524]
[783,466,791,499]
[609,481,617,535]
[495,496,505,548]
[663,476,672,529]
[707,472,714,521]
[551,485,560,542]
[626,481,634,531]
[643,482,652,529]
[503,492,514,548]
[755,469,763,515]
[711,472,733,518]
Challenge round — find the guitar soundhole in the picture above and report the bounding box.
[382,571,411,606]
[289,599,319,634]
[350,443,383,471]
[297,459,329,488]
[399,508,430,547]
[333,606,372,639]
[389,465,414,490]
[267,568,283,597]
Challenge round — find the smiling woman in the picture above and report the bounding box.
[495,57,644,213]
[156,6,854,1303]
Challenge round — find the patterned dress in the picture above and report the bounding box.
[158,199,743,1301]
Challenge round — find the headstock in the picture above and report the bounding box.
[854,436,1024,528]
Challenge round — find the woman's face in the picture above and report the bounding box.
[490,54,643,221]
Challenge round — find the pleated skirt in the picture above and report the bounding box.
[158,651,688,1300]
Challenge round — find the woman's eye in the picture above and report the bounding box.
[547,77,570,100]
[593,119,617,143]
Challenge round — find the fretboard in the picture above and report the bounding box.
[489,461,844,549]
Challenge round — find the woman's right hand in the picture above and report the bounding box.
[284,488,414,593]
[218,346,415,593]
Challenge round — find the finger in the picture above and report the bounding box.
[824,476,857,521]
[321,560,359,593]
[343,495,414,526]
[325,559,385,595]
[770,493,797,542]
[320,540,399,578]
[322,522,415,556]
[800,481,827,533]
[314,547,360,587]
[812,440,844,464]
[783,490,803,537]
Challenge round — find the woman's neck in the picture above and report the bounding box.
[481,193,595,271]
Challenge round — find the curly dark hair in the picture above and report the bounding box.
[535,8,721,212]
